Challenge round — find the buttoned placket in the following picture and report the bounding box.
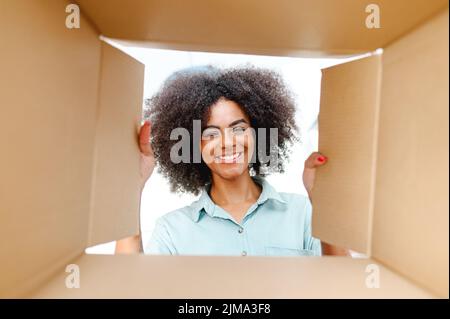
[238,201,263,257]
[198,177,276,256]
[208,200,263,257]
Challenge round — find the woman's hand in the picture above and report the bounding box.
[302,152,328,200]
[115,121,156,254]
[303,152,350,256]
[138,120,156,190]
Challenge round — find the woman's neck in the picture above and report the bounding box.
[209,171,261,207]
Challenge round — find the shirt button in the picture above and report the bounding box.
[238,227,244,234]
[241,251,247,256]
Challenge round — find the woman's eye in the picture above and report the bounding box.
[202,130,220,139]
[232,126,246,134]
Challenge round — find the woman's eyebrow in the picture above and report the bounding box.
[228,119,248,127]
[203,118,248,130]
[202,125,221,130]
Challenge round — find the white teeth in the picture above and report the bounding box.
[215,152,242,162]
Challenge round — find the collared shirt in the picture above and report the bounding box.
[144,176,322,256]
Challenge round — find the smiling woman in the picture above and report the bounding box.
[146,65,297,195]
[115,65,349,256]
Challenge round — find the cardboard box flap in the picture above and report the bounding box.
[0,0,447,300]
[75,0,448,55]
[87,42,144,247]
[30,254,433,298]
[0,0,101,298]
[372,9,449,298]
[312,53,382,254]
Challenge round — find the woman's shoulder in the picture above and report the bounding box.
[155,200,202,226]
[274,191,313,220]
[277,191,311,206]
[256,176,310,207]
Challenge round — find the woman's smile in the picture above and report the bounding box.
[214,151,243,164]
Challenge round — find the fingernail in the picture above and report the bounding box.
[317,156,326,162]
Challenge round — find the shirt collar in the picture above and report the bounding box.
[189,176,286,223]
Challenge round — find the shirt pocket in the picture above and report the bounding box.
[264,245,316,257]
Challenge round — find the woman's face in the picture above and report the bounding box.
[200,98,255,180]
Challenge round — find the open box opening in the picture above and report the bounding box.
[84,43,371,256]
[0,0,448,298]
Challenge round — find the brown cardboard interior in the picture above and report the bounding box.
[0,1,144,298]
[87,42,144,247]
[0,0,101,298]
[313,9,449,297]
[0,0,448,298]
[312,53,382,255]
[30,255,433,299]
[75,0,449,56]
[372,9,449,298]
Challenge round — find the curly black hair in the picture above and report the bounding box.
[144,65,298,195]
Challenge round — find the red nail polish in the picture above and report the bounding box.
[318,156,326,162]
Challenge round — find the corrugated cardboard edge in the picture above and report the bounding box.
[366,52,383,258]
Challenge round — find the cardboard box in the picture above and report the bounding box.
[0,0,448,298]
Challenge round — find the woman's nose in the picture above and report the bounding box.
[221,128,236,149]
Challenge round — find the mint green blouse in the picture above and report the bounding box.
[145,176,322,256]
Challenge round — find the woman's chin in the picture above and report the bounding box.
[214,165,247,180]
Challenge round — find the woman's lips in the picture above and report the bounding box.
[214,152,243,163]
